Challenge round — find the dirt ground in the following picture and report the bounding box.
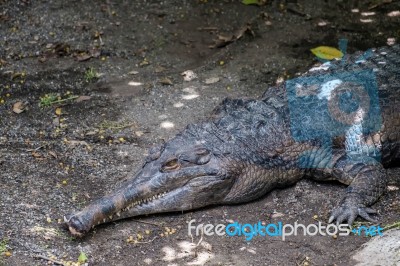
[1,0,399,265]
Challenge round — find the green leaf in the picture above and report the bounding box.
[78,251,88,263]
[310,46,344,60]
[242,0,260,5]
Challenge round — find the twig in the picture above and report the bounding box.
[47,95,79,106]
[34,254,66,266]
[24,145,45,152]
[195,228,203,248]
[192,227,204,259]
[197,27,218,31]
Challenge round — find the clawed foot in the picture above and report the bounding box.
[328,204,378,225]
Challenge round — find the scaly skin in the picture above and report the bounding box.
[65,45,399,236]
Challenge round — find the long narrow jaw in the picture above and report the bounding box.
[64,166,227,237]
[64,188,171,237]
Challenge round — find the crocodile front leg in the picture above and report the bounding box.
[310,150,387,225]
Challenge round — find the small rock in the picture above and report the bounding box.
[12,101,25,114]
[204,77,220,84]
[181,70,197,81]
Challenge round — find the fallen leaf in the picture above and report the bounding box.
[212,35,234,48]
[31,151,42,158]
[310,46,343,60]
[271,212,285,218]
[204,77,220,84]
[12,101,25,114]
[210,24,254,48]
[55,107,62,116]
[139,58,150,66]
[242,0,261,5]
[11,72,25,80]
[160,77,173,85]
[48,151,58,158]
[78,252,88,263]
[76,53,92,62]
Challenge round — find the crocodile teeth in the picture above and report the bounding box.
[109,215,113,220]
[103,218,106,223]
[116,212,121,217]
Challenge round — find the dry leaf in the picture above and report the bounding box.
[210,24,254,48]
[55,107,62,116]
[160,77,173,85]
[271,212,285,218]
[31,151,43,158]
[48,151,58,158]
[12,101,25,114]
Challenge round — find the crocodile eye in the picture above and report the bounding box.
[161,158,180,172]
